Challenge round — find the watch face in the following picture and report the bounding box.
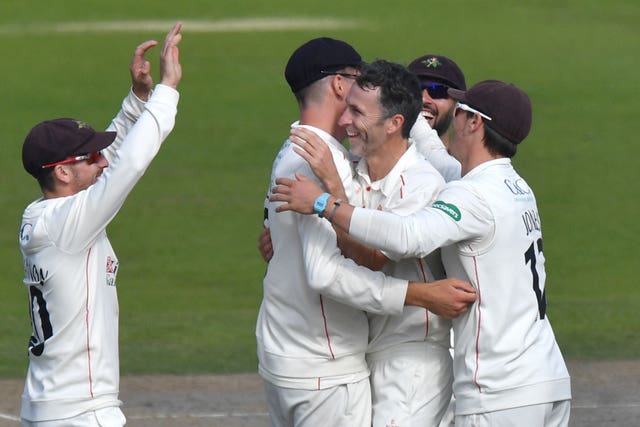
[314,193,329,216]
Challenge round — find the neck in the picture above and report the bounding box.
[42,187,73,199]
[299,103,345,143]
[439,129,451,148]
[366,135,408,181]
[460,147,503,176]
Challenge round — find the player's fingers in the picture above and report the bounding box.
[274,203,293,213]
[269,192,290,203]
[258,231,271,245]
[293,172,312,182]
[134,40,158,58]
[451,278,476,294]
[292,146,310,160]
[274,177,294,187]
[290,135,312,152]
[295,128,321,145]
[162,22,182,55]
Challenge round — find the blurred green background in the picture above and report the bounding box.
[1,0,638,378]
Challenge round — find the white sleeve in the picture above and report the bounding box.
[102,88,150,161]
[45,84,179,252]
[297,212,407,315]
[410,115,461,182]
[349,183,493,258]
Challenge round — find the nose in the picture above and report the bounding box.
[338,109,351,127]
[98,154,109,168]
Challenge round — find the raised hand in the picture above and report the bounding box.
[160,22,183,89]
[130,39,158,100]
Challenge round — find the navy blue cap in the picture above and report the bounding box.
[23,118,116,178]
[448,80,532,144]
[408,54,466,90]
[285,37,362,93]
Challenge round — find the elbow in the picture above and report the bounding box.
[306,273,330,293]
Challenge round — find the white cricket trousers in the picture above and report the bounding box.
[455,400,571,427]
[264,377,371,427]
[22,407,126,427]
[368,343,453,427]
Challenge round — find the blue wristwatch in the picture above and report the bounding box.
[313,193,331,217]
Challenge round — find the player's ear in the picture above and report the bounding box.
[468,114,485,133]
[386,114,404,135]
[330,75,346,99]
[53,164,73,184]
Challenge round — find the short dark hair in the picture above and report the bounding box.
[36,168,56,193]
[356,60,421,138]
[484,123,518,158]
[293,66,357,108]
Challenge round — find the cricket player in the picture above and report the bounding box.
[18,23,182,426]
[270,80,572,426]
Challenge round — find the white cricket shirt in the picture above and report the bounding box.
[19,85,179,421]
[352,143,451,355]
[348,158,571,414]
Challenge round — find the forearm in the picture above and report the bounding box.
[299,214,405,315]
[103,88,150,161]
[336,228,387,271]
[56,85,179,251]
[319,195,419,256]
[319,195,354,233]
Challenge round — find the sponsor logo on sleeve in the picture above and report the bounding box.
[432,200,461,221]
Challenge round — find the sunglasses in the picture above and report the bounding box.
[455,102,493,121]
[41,151,103,169]
[420,82,449,99]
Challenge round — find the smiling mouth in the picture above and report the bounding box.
[421,110,435,120]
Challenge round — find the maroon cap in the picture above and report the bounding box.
[407,54,466,90]
[285,37,363,93]
[22,118,116,178]
[448,80,532,144]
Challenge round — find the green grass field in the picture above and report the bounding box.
[1,0,639,377]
